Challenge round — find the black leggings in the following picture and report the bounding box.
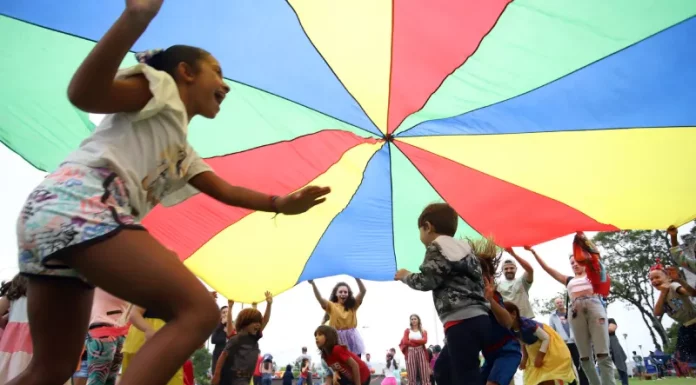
[433,315,492,385]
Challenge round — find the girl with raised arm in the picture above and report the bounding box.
[526,236,614,385]
[309,279,366,357]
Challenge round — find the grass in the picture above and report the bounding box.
[630,378,693,385]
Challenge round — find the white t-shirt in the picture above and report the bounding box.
[408,330,423,340]
[64,64,211,220]
[664,282,696,326]
[497,276,534,318]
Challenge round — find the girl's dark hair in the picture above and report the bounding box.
[264,361,272,370]
[315,325,341,360]
[385,354,398,370]
[145,45,211,80]
[0,274,28,301]
[432,345,442,354]
[409,314,423,333]
[503,301,522,326]
[321,282,357,324]
[285,364,292,371]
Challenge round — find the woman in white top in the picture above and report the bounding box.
[526,246,615,385]
[399,314,430,385]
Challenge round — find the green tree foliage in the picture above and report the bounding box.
[663,323,680,354]
[592,229,683,351]
[192,348,212,385]
[532,291,567,317]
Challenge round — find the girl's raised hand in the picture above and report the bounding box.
[277,186,331,215]
[265,291,273,304]
[483,277,495,300]
[126,0,164,15]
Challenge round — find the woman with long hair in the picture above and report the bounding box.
[526,233,615,385]
[399,314,430,385]
[309,278,366,357]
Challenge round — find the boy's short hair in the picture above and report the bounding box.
[418,203,457,236]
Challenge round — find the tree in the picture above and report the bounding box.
[592,229,677,351]
[532,290,567,317]
[663,323,679,354]
[192,348,212,385]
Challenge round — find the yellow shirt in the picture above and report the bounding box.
[326,301,359,329]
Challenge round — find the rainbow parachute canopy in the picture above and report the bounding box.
[1,1,695,302]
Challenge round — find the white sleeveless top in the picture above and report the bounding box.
[567,276,593,294]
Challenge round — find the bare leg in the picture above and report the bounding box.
[7,278,94,385]
[9,229,219,385]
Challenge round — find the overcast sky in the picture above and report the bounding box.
[0,140,690,369]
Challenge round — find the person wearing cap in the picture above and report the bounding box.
[498,248,535,319]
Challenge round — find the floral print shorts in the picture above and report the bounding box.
[17,163,144,283]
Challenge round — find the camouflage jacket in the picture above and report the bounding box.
[402,236,489,323]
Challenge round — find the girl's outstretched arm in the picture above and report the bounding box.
[308,280,329,310]
[525,247,569,286]
[189,172,329,215]
[355,278,366,306]
[67,4,161,113]
[261,291,272,331]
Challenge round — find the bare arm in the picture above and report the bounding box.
[489,298,514,329]
[506,248,534,284]
[346,357,362,385]
[211,351,228,385]
[67,8,156,113]
[0,297,10,317]
[189,172,276,212]
[355,278,366,306]
[526,247,569,286]
[654,286,669,317]
[261,292,272,331]
[129,306,156,336]
[308,280,328,310]
[226,300,234,336]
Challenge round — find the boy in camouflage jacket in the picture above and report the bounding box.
[395,203,492,385]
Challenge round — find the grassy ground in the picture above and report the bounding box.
[630,378,694,385]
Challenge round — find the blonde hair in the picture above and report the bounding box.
[467,236,502,278]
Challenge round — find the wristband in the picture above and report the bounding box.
[270,195,280,213]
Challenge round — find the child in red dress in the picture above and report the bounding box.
[315,325,370,385]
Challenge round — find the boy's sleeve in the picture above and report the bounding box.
[401,244,448,291]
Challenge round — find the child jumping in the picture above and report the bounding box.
[395,203,492,385]
[649,263,696,363]
[212,292,272,385]
[11,2,329,385]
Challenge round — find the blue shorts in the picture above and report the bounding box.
[481,341,522,385]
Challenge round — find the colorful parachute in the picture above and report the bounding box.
[1,1,695,302]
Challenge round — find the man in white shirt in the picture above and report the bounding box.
[497,248,535,318]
